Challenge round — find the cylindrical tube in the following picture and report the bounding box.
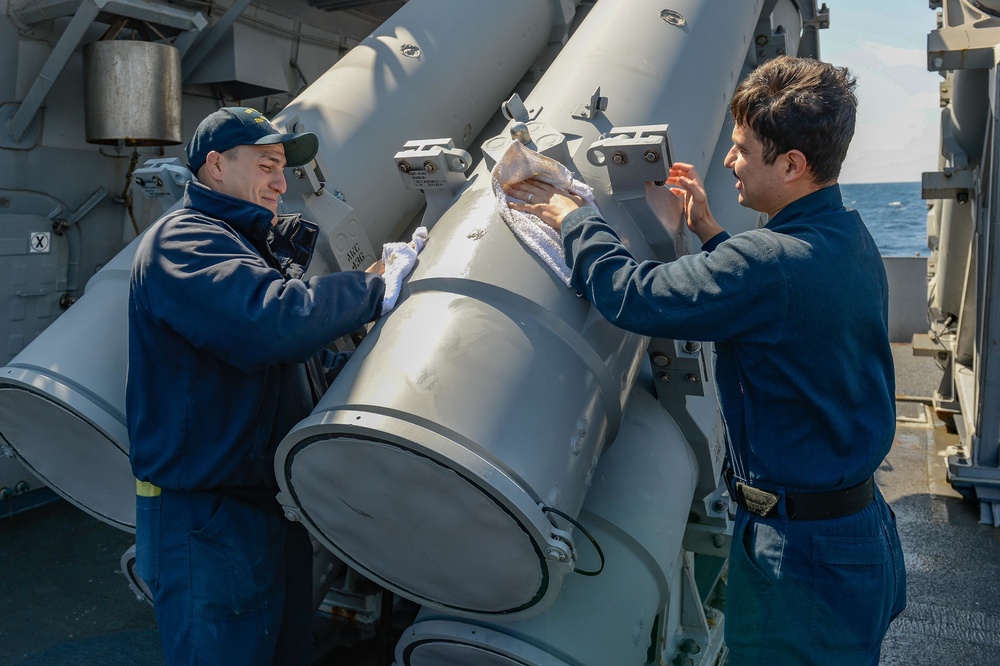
[83,40,182,146]
[274,0,558,271]
[394,368,700,666]
[0,0,558,530]
[276,0,760,619]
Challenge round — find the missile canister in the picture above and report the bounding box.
[275,0,762,618]
[0,0,559,529]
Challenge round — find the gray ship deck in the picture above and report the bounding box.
[1,344,998,665]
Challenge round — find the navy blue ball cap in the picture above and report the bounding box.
[186,106,319,175]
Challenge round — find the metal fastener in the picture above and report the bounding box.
[683,340,701,353]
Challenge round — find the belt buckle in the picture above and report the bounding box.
[737,481,779,518]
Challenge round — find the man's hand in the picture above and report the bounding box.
[665,162,725,244]
[505,179,587,232]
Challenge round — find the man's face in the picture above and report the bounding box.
[210,143,288,221]
[723,124,786,217]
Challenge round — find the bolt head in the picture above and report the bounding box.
[545,547,568,562]
[612,151,627,165]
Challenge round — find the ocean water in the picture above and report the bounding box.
[840,181,929,257]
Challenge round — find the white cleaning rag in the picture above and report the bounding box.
[491,140,598,286]
[381,226,428,312]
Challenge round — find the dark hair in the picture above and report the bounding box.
[730,56,857,184]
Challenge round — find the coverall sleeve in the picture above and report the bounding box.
[560,207,788,343]
[134,216,385,372]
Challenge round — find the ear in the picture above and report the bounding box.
[782,149,810,183]
[202,151,225,184]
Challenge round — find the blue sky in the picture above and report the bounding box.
[821,1,940,183]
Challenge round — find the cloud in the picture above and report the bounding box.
[821,2,942,182]
[825,39,940,183]
[857,40,926,68]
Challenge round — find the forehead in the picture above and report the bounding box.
[237,142,287,165]
[731,124,760,148]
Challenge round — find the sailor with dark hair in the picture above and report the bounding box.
[127,107,389,664]
[506,56,906,664]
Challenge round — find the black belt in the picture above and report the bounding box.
[728,472,874,520]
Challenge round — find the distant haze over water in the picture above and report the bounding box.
[841,182,929,257]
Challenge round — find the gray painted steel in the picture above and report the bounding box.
[395,366,702,665]
[925,0,1000,521]
[0,0,556,530]
[276,0,760,622]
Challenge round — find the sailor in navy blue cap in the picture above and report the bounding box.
[128,106,386,665]
[184,106,319,224]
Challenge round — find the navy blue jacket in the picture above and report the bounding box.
[561,185,895,492]
[127,182,384,491]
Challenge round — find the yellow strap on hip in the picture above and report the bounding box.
[136,479,161,497]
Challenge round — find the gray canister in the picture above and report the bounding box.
[83,40,182,146]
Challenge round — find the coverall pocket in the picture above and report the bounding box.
[809,533,888,652]
[134,495,160,590]
[189,495,282,620]
[740,516,783,584]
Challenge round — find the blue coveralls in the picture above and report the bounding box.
[560,185,906,665]
[127,182,385,665]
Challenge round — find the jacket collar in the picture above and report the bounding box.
[183,181,274,245]
[182,181,319,278]
[765,184,844,230]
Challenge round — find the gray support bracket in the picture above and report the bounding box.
[501,93,539,123]
[661,551,726,666]
[394,139,472,228]
[571,87,608,120]
[132,158,192,210]
[14,0,207,30]
[587,125,673,200]
[922,168,975,203]
[648,338,728,500]
[587,125,685,262]
[927,1,1000,72]
[6,0,102,145]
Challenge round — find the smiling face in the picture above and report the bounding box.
[723,124,789,218]
[201,143,288,222]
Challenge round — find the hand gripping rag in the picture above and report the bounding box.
[381,226,428,312]
[491,140,598,286]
